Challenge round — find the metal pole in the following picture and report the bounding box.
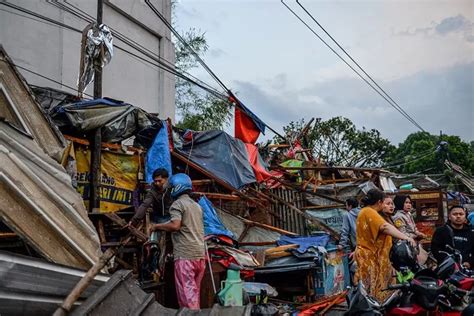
[90,0,103,213]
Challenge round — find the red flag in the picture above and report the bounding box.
[235,107,260,144]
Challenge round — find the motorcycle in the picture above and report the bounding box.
[345,270,473,315]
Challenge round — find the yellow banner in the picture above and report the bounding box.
[75,146,140,213]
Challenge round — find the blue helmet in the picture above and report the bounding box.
[468,211,474,226]
[168,173,192,198]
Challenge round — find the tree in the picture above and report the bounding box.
[279,117,394,167]
[173,25,232,130]
[385,132,474,175]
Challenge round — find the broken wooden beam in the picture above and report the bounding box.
[275,165,383,172]
[194,192,241,201]
[301,204,345,210]
[264,190,340,240]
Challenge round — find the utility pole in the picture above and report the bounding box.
[89,0,103,213]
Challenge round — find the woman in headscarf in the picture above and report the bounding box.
[392,195,426,240]
[355,189,416,303]
[392,195,428,265]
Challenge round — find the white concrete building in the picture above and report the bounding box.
[0,0,175,120]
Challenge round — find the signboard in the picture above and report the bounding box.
[306,208,345,234]
[75,145,140,213]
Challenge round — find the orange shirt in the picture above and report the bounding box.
[356,206,392,253]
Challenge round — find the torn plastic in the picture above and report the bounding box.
[50,98,160,143]
[78,23,113,94]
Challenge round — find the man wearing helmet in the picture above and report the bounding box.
[431,205,474,269]
[148,173,205,309]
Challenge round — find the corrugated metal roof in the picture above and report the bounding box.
[0,251,108,315]
[0,46,65,161]
[0,121,102,269]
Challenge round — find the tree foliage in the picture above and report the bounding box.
[279,117,394,167]
[385,132,474,175]
[174,27,232,131]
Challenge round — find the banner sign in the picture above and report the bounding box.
[75,145,140,213]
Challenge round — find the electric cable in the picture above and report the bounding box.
[1,1,228,100]
[281,0,426,132]
[145,0,230,93]
[48,0,227,97]
[296,0,426,132]
[12,63,93,98]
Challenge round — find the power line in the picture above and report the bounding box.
[0,1,227,99]
[145,0,230,93]
[281,0,426,132]
[145,0,287,139]
[13,63,93,98]
[47,0,226,98]
[383,150,435,169]
[296,0,425,132]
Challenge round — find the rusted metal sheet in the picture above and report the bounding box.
[0,121,102,269]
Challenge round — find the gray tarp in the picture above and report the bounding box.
[176,130,256,189]
[49,98,158,143]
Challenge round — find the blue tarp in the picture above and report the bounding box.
[146,121,172,183]
[177,130,256,189]
[199,196,235,238]
[277,234,330,254]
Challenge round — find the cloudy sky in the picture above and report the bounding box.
[175,0,473,145]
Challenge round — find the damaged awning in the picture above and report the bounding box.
[49,98,159,143]
[175,130,257,189]
[0,121,102,269]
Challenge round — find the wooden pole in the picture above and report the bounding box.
[53,235,132,316]
[89,0,104,213]
[264,190,340,239]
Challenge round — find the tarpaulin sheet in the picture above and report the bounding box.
[176,130,256,189]
[50,98,158,142]
[199,196,235,239]
[277,235,330,253]
[146,121,172,183]
[244,143,272,182]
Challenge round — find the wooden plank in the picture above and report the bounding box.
[301,204,345,210]
[191,179,214,185]
[274,165,383,172]
[194,192,241,201]
[265,244,299,255]
[97,219,107,244]
[104,213,148,242]
[171,151,266,209]
[265,190,340,240]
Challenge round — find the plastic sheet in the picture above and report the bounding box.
[50,98,158,142]
[78,23,113,93]
[199,196,235,239]
[146,121,172,183]
[176,130,256,189]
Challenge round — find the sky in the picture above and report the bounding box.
[175,0,473,145]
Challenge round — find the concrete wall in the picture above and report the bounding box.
[0,0,175,121]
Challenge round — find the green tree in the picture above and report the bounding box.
[279,117,394,167]
[173,26,232,130]
[386,132,473,175]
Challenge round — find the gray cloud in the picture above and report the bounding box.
[232,62,473,144]
[435,14,469,34]
[395,14,474,43]
[208,48,226,58]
